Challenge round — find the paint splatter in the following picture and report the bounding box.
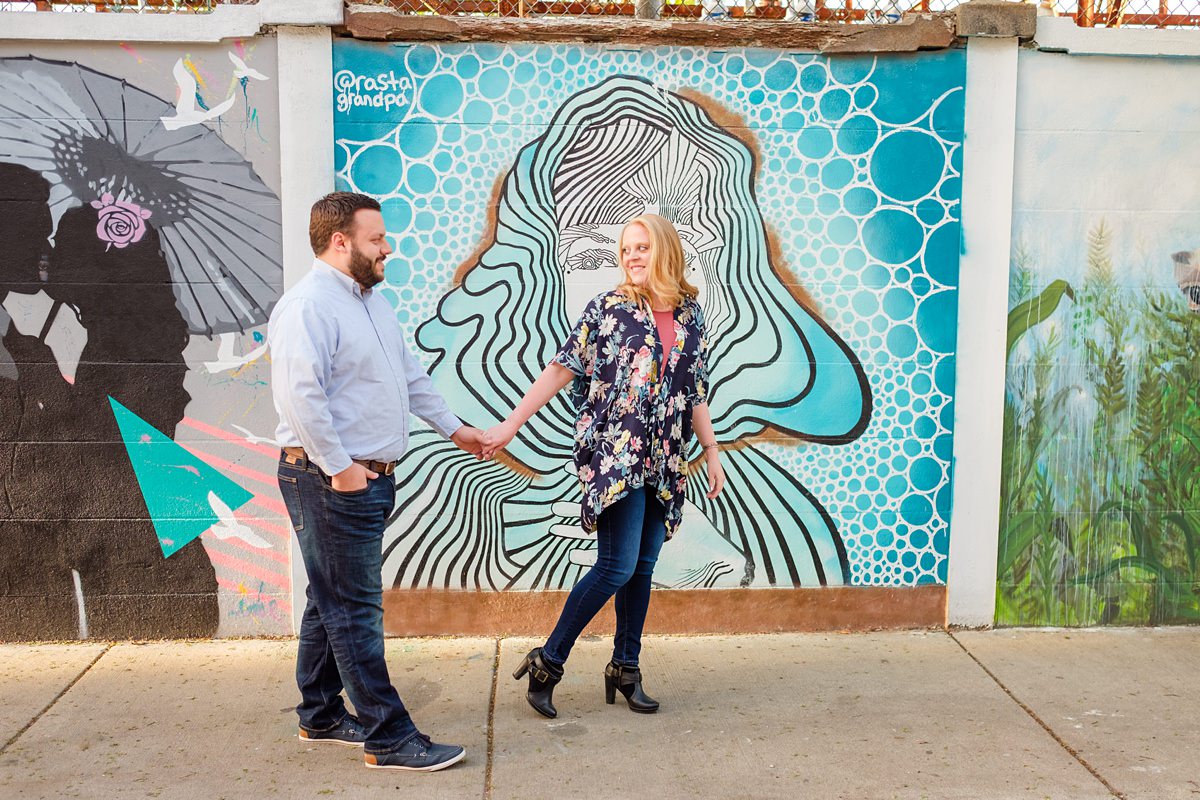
[119,43,143,64]
[182,56,210,93]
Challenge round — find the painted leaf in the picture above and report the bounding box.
[1006,279,1075,357]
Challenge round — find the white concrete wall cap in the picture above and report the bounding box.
[0,0,342,43]
[1035,16,1200,58]
[260,0,344,26]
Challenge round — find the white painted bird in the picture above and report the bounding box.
[206,491,272,549]
[231,424,280,448]
[204,331,268,373]
[228,51,269,82]
[161,58,236,131]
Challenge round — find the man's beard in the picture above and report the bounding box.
[349,244,384,289]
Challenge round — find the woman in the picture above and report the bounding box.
[481,213,725,717]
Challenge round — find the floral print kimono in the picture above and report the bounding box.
[551,290,709,540]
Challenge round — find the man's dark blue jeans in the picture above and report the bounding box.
[277,453,418,756]
[542,485,667,668]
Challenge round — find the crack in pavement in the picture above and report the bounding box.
[948,631,1126,800]
[484,637,501,800]
[0,643,112,756]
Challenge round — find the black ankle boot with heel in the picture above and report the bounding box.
[604,660,659,713]
[513,647,563,718]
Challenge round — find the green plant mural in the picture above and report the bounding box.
[997,224,1200,626]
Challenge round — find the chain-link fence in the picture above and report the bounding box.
[372,0,923,22]
[0,0,1196,26]
[367,0,1199,26]
[1057,0,1200,25]
[0,1,255,12]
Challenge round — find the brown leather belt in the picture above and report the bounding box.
[282,446,398,477]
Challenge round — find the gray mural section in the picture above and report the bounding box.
[0,42,286,639]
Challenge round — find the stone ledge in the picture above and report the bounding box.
[341,5,958,52]
[955,0,1036,40]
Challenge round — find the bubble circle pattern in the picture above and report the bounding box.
[333,42,965,587]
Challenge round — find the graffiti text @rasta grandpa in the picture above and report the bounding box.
[335,70,413,114]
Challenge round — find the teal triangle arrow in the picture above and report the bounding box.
[109,396,255,558]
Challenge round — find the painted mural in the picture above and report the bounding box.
[333,42,964,592]
[0,42,286,639]
[998,52,1200,626]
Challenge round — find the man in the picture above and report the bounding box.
[269,192,480,772]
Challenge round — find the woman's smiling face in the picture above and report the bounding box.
[620,222,652,286]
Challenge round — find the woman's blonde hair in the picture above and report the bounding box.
[615,213,699,310]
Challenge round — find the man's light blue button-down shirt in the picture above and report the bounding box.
[268,258,462,476]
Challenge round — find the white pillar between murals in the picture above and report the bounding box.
[276,24,336,633]
[945,36,1020,628]
[277,26,335,292]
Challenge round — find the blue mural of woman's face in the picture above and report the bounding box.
[333,41,967,592]
[357,75,870,590]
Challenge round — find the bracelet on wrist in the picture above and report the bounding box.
[702,443,719,451]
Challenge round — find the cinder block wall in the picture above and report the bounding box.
[2,6,1197,640]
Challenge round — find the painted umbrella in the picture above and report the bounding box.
[0,55,281,336]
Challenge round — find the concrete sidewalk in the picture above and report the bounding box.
[0,630,1196,799]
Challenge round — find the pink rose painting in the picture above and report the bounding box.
[90,194,152,250]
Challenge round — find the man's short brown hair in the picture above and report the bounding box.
[309,192,381,255]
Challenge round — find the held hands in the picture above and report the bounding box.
[704,448,726,499]
[448,423,514,461]
[331,462,377,493]
[480,420,519,460]
[450,425,486,460]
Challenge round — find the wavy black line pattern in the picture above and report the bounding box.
[554,120,668,229]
